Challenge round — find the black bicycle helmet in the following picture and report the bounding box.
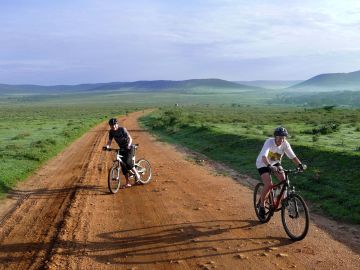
[274,126,288,137]
[108,118,118,126]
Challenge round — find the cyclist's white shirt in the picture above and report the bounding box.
[256,138,296,168]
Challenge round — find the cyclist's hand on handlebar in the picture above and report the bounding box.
[298,163,307,171]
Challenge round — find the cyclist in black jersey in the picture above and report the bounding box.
[103,118,140,188]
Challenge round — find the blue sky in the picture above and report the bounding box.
[1,0,360,84]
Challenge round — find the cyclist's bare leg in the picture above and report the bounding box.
[260,172,272,207]
[124,174,130,185]
[274,171,286,182]
[130,167,141,182]
[261,171,286,206]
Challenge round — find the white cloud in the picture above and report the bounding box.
[1,0,360,83]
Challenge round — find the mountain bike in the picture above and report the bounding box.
[104,144,152,194]
[253,167,310,241]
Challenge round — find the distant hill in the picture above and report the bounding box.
[235,80,302,89]
[91,79,262,92]
[289,70,360,91]
[0,79,263,95]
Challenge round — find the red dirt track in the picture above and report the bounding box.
[0,111,359,270]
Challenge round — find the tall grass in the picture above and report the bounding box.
[0,103,137,197]
[140,106,360,223]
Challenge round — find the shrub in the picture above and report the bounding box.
[323,105,336,111]
[11,132,31,140]
[30,138,57,149]
[304,123,339,135]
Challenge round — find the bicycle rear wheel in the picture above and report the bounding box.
[254,183,273,223]
[281,194,309,241]
[108,163,121,194]
[136,159,152,184]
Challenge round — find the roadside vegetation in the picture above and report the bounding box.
[140,105,360,223]
[2,88,359,223]
[1,88,271,199]
[277,90,360,107]
[0,101,139,198]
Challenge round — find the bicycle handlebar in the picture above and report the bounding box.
[281,167,305,174]
[102,144,139,152]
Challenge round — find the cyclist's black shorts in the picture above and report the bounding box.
[119,146,135,175]
[257,163,281,176]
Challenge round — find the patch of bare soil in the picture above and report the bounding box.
[0,111,358,270]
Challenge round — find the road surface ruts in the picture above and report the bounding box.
[0,111,359,270]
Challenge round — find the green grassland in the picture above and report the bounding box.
[278,90,360,107]
[1,87,359,223]
[140,105,360,223]
[0,99,142,197]
[0,89,272,198]
[0,88,276,106]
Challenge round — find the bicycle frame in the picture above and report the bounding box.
[108,144,138,176]
[254,167,309,240]
[114,151,126,167]
[269,169,298,211]
[269,180,288,212]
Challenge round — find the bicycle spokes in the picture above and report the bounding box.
[281,195,309,241]
[253,183,273,223]
[108,165,121,194]
[136,159,152,184]
[288,199,299,218]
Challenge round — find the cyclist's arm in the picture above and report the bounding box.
[105,139,112,148]
[291,156,301,166]
[259,139,271,166]
[284,142,300,165]
[261,156,271,166]
[105,131,113,148]
[124,128,133,149]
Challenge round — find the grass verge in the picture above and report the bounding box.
[140,107,360,224]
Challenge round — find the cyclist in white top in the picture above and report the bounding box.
[256,127,306,219]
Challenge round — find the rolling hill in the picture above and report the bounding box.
[236,80,302,89]
[0,79,263,95]
[289,70,360,91]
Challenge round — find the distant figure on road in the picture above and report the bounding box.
[103,118,140,188]
[256,127,306,219]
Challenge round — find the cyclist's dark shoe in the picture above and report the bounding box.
[259,206,266,220]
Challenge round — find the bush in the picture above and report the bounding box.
[312,135,319,142]
[304,122,339,135]
[30,138,57,149]
[11,132,31,140]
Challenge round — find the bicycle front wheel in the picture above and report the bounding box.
[253,183,273,223]
[108,163,121,194]
[136,159,152,184]
[281,194,309,241]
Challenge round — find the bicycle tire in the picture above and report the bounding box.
[108,163,121,194]
[253,183,273,223]
[136,159,152,184]
[281,193,309,241]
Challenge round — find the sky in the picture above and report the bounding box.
[1,0,360,84]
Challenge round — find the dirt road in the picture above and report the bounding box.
[0,111,359,270]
